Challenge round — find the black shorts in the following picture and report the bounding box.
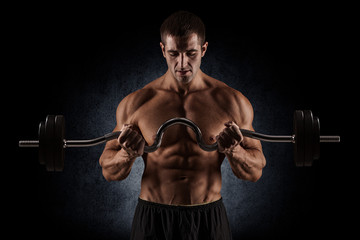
[130,198,232,240]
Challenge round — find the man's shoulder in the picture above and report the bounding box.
[209,79,249,105]
[116,87,157,124]
[125,87,156,103]
[207,78,253,122]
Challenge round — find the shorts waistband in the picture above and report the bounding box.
[137,197,223,211]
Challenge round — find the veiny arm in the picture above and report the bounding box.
[217,92,266,182]
[99,93,145,182]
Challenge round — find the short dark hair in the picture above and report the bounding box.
[160,11,206,45]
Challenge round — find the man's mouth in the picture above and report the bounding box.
[176,70,191,75]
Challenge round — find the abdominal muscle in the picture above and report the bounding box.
[138,140,224,205]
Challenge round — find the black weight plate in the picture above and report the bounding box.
[294,110,305,167]
[303,110,314,167]
[313,116,320,160]
[38,121,45,165]
[54,115,65,171]
[44,115,56,171]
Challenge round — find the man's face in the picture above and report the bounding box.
[160,33,208,84]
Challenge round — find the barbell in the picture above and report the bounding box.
[19,110,340,171]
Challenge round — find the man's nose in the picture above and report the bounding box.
[179,53,188,68]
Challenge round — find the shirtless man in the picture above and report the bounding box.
[99,11,266,240]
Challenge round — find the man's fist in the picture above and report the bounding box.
[216,121,243,154]
[118,124,145,158]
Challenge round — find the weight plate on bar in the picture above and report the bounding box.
[44,115,56,171]
[313,116,320,160]
[54,115,65,172]
[38,121,45,165]
[294,110,305,167]
[303,110,314,167]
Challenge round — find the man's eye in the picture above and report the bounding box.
[187,51,197,57]
[169,52,179,57]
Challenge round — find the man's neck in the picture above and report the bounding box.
[162,70,205,95]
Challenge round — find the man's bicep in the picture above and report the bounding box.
[116,98,129,129]
[240,132,262,151]
[235,91,255,130]
[234,91,263,150]
[102,97,129,153]
[239,109,263,153]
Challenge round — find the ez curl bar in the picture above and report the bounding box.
[19,110,340,171]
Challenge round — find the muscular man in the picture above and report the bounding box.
[99,11,266,240]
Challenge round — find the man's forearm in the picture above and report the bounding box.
[225,144,265,182]
[99,148,137,182]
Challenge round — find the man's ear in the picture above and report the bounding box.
[201,42,208,57]
[160,42,166,58]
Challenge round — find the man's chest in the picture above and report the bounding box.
[132,90,239,146]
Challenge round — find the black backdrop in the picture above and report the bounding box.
[10,4,355,240]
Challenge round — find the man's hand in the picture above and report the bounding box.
[118,124,146,158]
[216,121,265,182]
[99,124,145,182]
[216,121,243,154]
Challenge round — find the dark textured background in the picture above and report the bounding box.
[10,4,354,240]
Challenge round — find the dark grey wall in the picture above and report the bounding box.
[13,6,351,240]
